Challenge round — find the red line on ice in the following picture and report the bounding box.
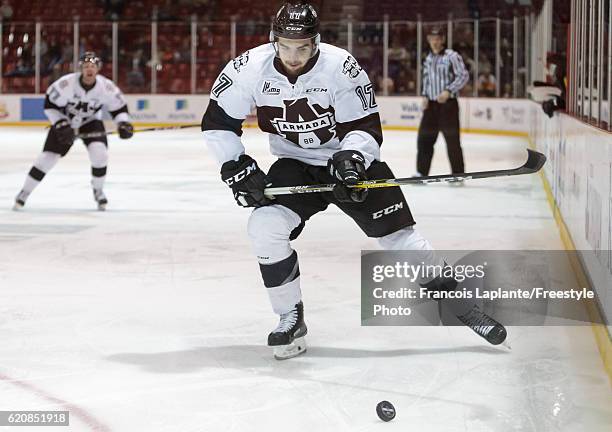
[0,372,111,432]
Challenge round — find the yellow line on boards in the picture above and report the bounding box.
[531,138,612,387]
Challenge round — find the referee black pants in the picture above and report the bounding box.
[416,99,464,175]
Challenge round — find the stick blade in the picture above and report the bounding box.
[524,149,547,172]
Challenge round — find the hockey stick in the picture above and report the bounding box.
[263,149,546,197]
[75,123,201,139]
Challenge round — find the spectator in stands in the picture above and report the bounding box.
[388,42,408,89]
[103,0,126,21]
[0,0,13,21]
[61,39,74,66]
[45,37,63,75]
[20,42,34,70]
[126,49,146,91]
[500,37,513,93]
[394,70,409,94]
[127,64,145,91]
[49,63,63,83]
[78,37,87,58]
[173,39,190,63]
[478,69,496,97]
[38,37,49,70]
[4,58,33,77]
[502,83,512,98]
[100,34,113,65]
[153,0,178,21]
[378,74,395,95]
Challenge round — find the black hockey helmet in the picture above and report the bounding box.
[79,51,102,69]
[270,2,320,57]
[271,2,320,40]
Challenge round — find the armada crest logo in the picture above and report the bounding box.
[268,98,337,147]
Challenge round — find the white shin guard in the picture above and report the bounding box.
[86,141,108,190]
[21,151,61,194]
[248,205,303,314]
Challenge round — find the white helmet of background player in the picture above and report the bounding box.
[270,2,321,58]
[79,51,102,70]
[79,51,102,82]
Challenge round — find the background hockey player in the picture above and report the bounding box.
[202,2,506,360]
[13,51,134,211]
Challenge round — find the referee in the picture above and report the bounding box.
[417,27,469,178]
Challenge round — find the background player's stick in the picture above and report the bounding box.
[263,149,546,197]
[75,123,201,139]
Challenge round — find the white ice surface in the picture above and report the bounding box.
[0,127,610,431]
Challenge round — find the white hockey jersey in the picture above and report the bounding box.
[202,43,382,168]
[44,73,130,128]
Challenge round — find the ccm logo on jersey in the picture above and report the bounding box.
[262,81,281,95]
[372,202,404,219]
[223,162,257,186]
[305,87,328,93]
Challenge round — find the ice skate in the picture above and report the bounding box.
[457,305,508,347]
[268,301,307,360]
[13,190,29,211]
[93,189,108,211]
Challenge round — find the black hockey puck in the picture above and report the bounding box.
[376,400,396,422]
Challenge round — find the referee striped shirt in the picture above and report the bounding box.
[421,49,469,100]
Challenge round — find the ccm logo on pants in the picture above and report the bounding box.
[372,202,404,219]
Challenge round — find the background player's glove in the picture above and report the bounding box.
[117,121,134,139]
[221,154,272,208]
[327,150,369,203]
[52,119,74,147]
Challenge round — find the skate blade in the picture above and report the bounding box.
[97,203,107,211]
[12,203,24,211]
[272,336,307,360]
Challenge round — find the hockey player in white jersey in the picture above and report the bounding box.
[202,2,507,359]
[13,52,134,211]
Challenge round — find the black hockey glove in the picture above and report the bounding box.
[52,119,74,147]
[221,154,272,208]
[327,150,369,203]
[117,121,134,139]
